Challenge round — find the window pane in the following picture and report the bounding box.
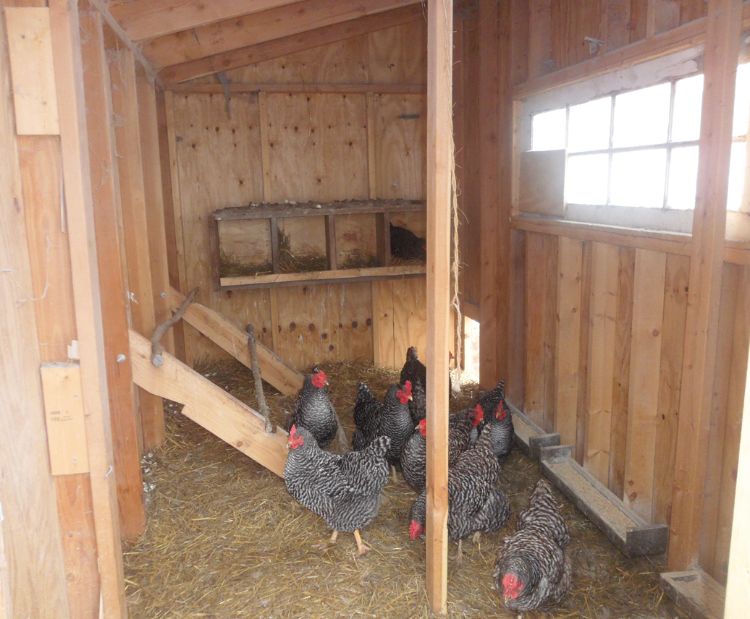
[667,145,699,209]
[613,83,671,147]
[568,96,611,152]
[733,63,750,137]
[532,108,566,150]
[727,142,747,212]
[565,153,609,205]
[610,148,667,207]
[672,74,703,143]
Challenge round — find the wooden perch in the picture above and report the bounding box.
[150,286,198,366]
[246,323,274,434]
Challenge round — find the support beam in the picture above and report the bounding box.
[425,0,452,614]
[160,4,423,84]
[79,3,146,542]
[49,0,126,614]
[668,0,742,571]
[109,0,300,41]
[144,0,421,69]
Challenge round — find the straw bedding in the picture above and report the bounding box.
[123,360,684,618]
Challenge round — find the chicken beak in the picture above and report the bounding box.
[503,595,510,605]
[408,394,413,401]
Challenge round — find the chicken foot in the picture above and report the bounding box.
[353,530,370,556]
[391,465,399,484]
[329,530,338,545]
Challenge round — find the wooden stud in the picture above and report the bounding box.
[208,217,221,291]
[623,249,666,521]
[162,90,187,294]
[159,5,423,84]
[325,215,338,270]
[49,0,127,613]
[425,0,452,612]
[108,46,165,450]
[668,0,742,571]
[79,4,146,542]
[4,7,59,135]
[146,0,421,69]
[584,242,619,484]
[0,13,70,615]
[554,237,583,446]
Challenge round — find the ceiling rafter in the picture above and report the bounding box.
[108,0,301,42]
[142,0,423,69]
[159,4,424,84]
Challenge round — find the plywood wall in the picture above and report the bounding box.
[166,20,427,370]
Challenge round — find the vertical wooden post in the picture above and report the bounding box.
[668,0,742,571]
[425,0,452,614]
[79,4,146,542]
[724,360,750,612]
[48,0,126,615]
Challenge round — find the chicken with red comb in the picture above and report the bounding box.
[288,367,339,449]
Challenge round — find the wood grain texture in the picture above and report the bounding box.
[623,249,666,521]
[80,6,145,542]
[584,242,619,484]
[4,8,59,134]
[0,13,70,614]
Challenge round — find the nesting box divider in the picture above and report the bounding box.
[270,217,280,273]
[325,215,337,270]
[377,211,392,266]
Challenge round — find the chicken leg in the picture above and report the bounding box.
[456,539,463,564]
[353,529,370,556]
[329,530,338,545]
[391,465,399,484]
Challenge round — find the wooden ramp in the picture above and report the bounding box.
[541,445,668,557]
[167,287,303,397]
[129,329,288,477]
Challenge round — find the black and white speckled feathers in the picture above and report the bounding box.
[289,368,338,448]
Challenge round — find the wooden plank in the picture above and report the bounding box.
[220,264,425,288]
[109,0,300,41]
[478,0,501,389]
[167,287,303,396]
[584,242,619,484]
[79,4,145,542]
[214,198,425,220]
[49,0,127,614]
[609,247,635,499]
[136,68,174,354]
[605,0,636,51]
[108,46,165,449]
[145,0,421,69]
[661,569,725,619]
[518,150,565,216]
[652,253,690,525]
[724,279,750,612]
[528,0,553,77]
[647,0,681,36]
[171,82,427,95]
[0,13,70,614]
[40,363,89,475]
[542,234,558,432]
[515,4,750,100]
[555,237,583,446]
[425,0,451,612]
[623,249,666,521]
[325,215,337,269]
[525,232,547,425]
[160,5,424,84]
[575,241,593,464]
[668,0,742,572]
[129,330,289,476]
[162,90,186,293]
[512,216,692,256]
[372,280,396,368]
[4,7,59,135]
[507,229,526,407]
[368,18,426,84]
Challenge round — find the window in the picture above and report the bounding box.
[530,62,750,212]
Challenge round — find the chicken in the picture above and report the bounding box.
[285,424,390,555]
[390,223,426,261]
[408,425,511,560]
[352,382,413,479]
[473,380,514,459]
[288,368,338,448]
[494,479,571,612]
[400,347,426,423]
[401,405,485,493]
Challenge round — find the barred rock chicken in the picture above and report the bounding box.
[409,425,511,561]
[288,368,338,448]
[400,406,485,492]
[494,479,571,612]
[473,380,514,459]
[352,381,413,481]
[285,424,390,555]
[400,347,427,423]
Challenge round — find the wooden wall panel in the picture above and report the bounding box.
[623,249,667,521]
[368,19,427,84]
[261,92,369,202]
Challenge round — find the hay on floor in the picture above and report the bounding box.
[124,360,684,618]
